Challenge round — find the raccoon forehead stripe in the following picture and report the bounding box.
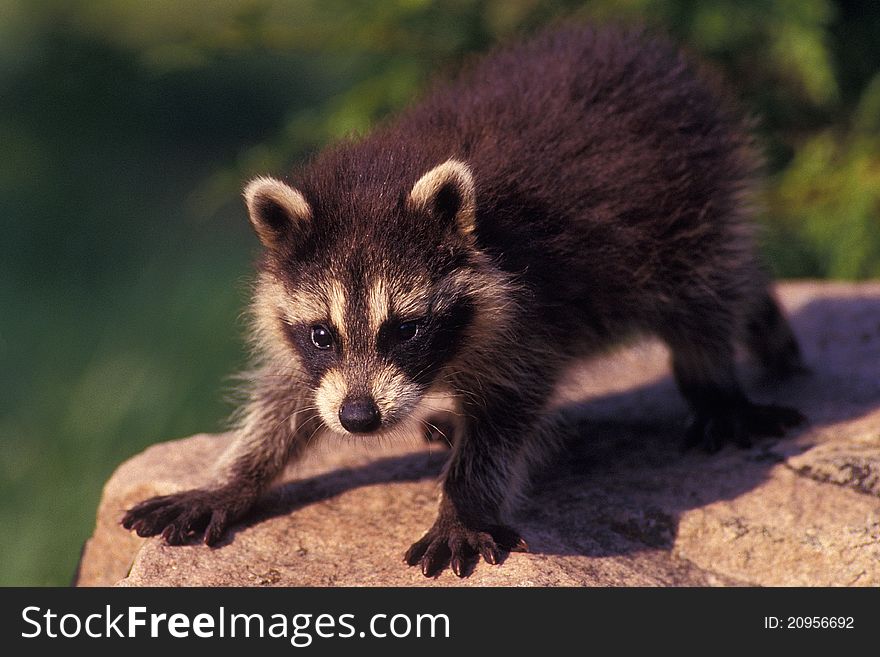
[368,278,390,333]
[326,279,348,341]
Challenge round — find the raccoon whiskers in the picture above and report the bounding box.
[303,419,325,451]
[419,418,453,448]
[269,404,320,435]
[417,403,465,419]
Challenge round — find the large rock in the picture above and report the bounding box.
[75,282,880,586]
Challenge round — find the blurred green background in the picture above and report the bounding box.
[0,0,878,586]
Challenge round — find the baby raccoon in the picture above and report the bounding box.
[123,25,804,577]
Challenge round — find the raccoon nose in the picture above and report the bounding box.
[339,397,382,433]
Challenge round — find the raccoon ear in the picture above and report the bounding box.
[243,176,312,248]
[408,159,476,238]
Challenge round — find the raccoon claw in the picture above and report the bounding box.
[685,402,805,452]
[404,521,527,578]
[121,489,241,547]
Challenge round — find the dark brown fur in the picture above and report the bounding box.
[123,25,804,577]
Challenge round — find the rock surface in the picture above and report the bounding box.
[75,282,880,586]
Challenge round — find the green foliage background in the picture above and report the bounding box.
[0,0,877,585]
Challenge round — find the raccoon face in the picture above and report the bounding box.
[245,160,478,435]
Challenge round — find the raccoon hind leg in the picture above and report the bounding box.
[744,290,806,379]
[664,302,804,452]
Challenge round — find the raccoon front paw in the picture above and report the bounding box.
[685,401,805,453]
[121,488,247,546]
[404,517,528,578]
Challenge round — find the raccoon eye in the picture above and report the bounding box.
[310,325,333,350]
[397,320,419,342]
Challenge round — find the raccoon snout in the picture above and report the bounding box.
[339,397,382,434]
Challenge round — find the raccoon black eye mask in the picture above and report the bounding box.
[123,25,804,578]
